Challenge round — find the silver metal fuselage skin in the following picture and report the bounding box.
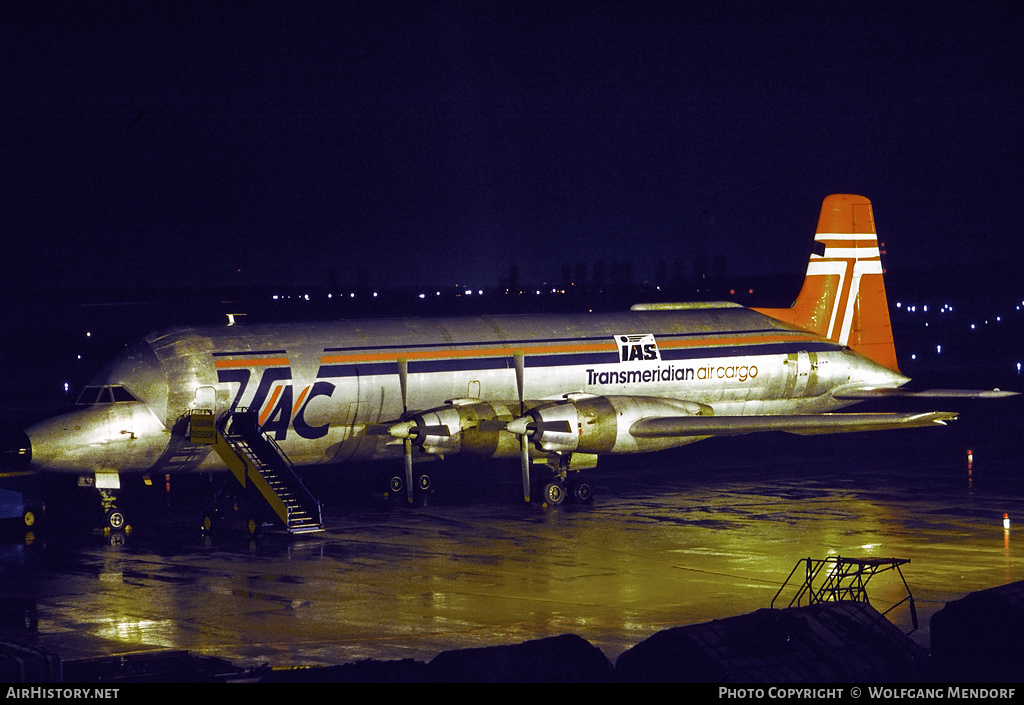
[24,306,906,476]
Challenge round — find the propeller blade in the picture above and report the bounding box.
[513,351,530,502]
[520,435,531,503]
[514,351,525,415]
[399,359,413,503]
[404,438,414,504]
[398,358,409,416]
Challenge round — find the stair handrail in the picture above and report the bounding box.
[224,408,322,528]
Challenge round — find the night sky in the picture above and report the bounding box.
[2,1,1021,291]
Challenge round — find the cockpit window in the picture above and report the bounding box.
[76,386,138,405]
[111,386,137,402]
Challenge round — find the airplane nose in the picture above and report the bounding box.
[0,430,31,470]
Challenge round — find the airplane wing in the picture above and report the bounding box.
[833,388,1018,400]
[630,411,959,438]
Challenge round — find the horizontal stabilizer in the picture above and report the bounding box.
[630,411,958,438]
[834,388,1019,400]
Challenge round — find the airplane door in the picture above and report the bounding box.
[194,386,218,413]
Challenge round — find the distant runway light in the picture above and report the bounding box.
[1004,513,1011,530]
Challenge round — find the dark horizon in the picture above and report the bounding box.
[2,3,1021,292]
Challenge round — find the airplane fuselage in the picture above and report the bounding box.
[24,304,905,477]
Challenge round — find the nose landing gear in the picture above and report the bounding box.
[99,489,129,533]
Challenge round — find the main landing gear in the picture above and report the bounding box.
[532,451,597,507]
[385,470,433,502]
[535,473,594,507]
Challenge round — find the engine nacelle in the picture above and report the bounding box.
[526,395,711,454]
[411,405,465,455]
[390,400,520,457]
[391,395,711,459]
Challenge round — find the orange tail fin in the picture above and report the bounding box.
[753,194,901,373]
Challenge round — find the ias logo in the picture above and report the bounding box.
[616,334,660,363]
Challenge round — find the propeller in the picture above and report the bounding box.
[514,351,530,502]
[398,358,414,504]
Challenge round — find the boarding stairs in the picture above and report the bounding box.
[771,556,918,632]
[189,409,324,534]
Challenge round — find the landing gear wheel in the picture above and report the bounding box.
[417,473,431,491]
[246,517,262,538]
[105,509,126,531]
[569,478,594,504]
[388,475,404,495]
[540,480,566,506]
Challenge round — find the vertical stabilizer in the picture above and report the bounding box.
[753,194,901,373]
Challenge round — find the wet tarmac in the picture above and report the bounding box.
[1,399,1022,674]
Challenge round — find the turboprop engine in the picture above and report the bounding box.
[389,394,713,460]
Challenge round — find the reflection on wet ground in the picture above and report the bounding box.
[1,408,1022,671]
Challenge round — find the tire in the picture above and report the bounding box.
[541,481,565,506]
[246,517,262,537]
[105,509,126,531]
[570,479,594,504]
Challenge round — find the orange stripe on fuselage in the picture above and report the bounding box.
[318,331,824,366]
[320,343,614,364]
[656,332,821,350]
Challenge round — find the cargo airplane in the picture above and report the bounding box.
[3,194,1015,532]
